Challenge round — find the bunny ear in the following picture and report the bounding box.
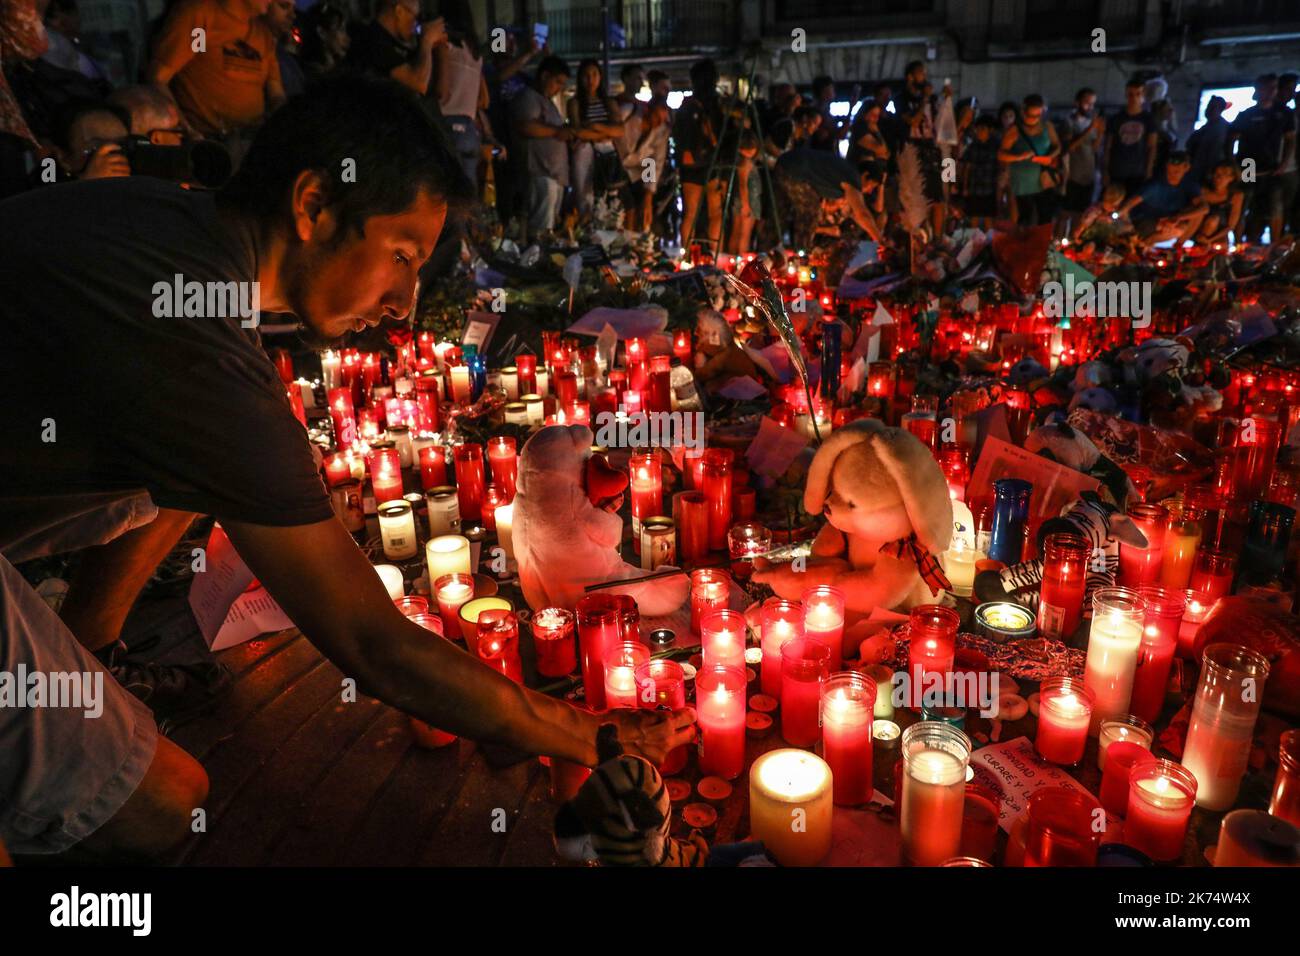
[803,418,884,515]
[1108,512,1149,548]
[868,428,953,554]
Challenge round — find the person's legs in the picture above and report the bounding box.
[704,178,725,247]
[680,178,703,245]
[58,507,197,654]
[572,142,594,217]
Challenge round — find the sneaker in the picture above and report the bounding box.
[93,641,233,724]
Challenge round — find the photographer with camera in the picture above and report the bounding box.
[48,98,130,180]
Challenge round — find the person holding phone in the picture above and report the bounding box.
[345,0,446,96]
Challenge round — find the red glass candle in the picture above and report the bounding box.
[700,448,734,551]
[515,354,537,395]
[453,443,485,522]
[554,369,579,407]
[635,659,688,775]
[760,598,803,697]
[323,452,351,488]
[960,782,1001,863]
[1118,503,1169,588]
[477,609,523,683]
[434,573,474,634]
[1035,676,1095,765]
[531,607,576,678]
[603,641,650,710]
[689,567,730,634]
[481,484,506,534]
[486,436,518,500]
[368,445,404,504]
[356,407,383,443]
[906,605,959,703]
[648,354,672,413]
[566,400,591,423]
[1125,760,1197,862]
[418,444,449,491]
[625,337,647,367]
[622,388,644,415]
[673,329,692,362]
[1269,729,1300,828]
[696,664,747,779]
[700,608,746,671]
[576,595,622,712]
[820,671,876,805]
[327,387,357,448]
[1188,548,1235,602]
[1099,741,1155,817]
[780,637,831,747]
[1130,586,1184,724]
[732,487,756,521]
[675,491,709,563]
[1177,589,1212,657]
[1023,788,1101,866]
[1037,532,1089,641]
[628,451,663,554]
[802,585,847,670]
[614,594,640,644]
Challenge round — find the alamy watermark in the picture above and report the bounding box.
[1041,273,1151,328]
[152,273,260,328]
[593,408,704,453]
[0,666,103,718]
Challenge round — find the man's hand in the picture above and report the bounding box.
[420,16,447,51]
[609,708,696,766]
[81,143,131,180]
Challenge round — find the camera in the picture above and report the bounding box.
[120,136,233,189]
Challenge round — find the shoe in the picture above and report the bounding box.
[93,640,233,724]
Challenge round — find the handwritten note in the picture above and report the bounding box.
[745,415,811,478]
[188,524,293,651]
[969,436,1100,521]
[969,736,1117,833]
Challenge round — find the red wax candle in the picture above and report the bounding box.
[568,401,592,425]
[1125,760,1197,862]
[906,604,958,703]
[323,452,351,488]
[674,491,709,562]
[627,359,649,394]
[648,355,672,413]
[368,446,404,504]
[515,354,537,395]
[328,387,357,448]
[673,329,692,362]
[554,369,579,407]
[635,659,688,775]
[960,782,1001,863]
[417,331,436,362]
[486,436,518,500]
[1037,532,1089,641]
[821,672,876,805]
[576,595,622,711]
[607,368,627,397]
[481,484,506,534]
[802,585,847,670]
[689,567,730,634]
[1023,788,1101,866]
[732,487,757,521]
[1118,503,1169,588]
[697,664,747,779]
[700,448,734,552]
[477,609,523,683]
[622,388,643,414]
[418,444,449,491]
[453,443,485,522]
[1035,676,1095,765]
[760,599,803,697]
[1130,586,1184,724]
[700,608,746,671]
[628,451,663,553]
[780,637,831,747]
[1099,741,1155,817]
[531,607,576,678]
[1188,548,1235,602]
[625,336,646,369]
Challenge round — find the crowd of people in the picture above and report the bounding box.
[1,0,1297,257]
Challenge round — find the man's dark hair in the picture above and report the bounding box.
[813,75,834,97]
[218,74,474,238]
[646,69,669,86]
[793,105,820,125]
[974,112,999,130]
[690,58,718,92]
[1075,87,1095,102]
[537,55,570,79]
[51,98,130,151]
[1023,93,1045,110]
[1167,149,1190,165]
[620,63,644,84]
[1125,78,1144,90]
[904,60,924,78]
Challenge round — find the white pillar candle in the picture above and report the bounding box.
[501,366,519,400]
[523,395,544,425]
[535,367,550,397]
[495,502,514,560]
[388,425,414,469]
[374,563,405,600]
[1083,589,1146,734]
[426,534,471,580]
[748,749,834,866]
[378,500,418,560]
[449,365,472,404]
[320,350,341,390]
[425,488,460,536]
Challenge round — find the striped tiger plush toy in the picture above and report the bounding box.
[553,725,708,867]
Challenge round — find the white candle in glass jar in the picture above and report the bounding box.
[501,366,519,400]
[425,488,460,536]
[495,502,514,560]
[449,365,472,404]
[535,367,550,397]
[901,747,966,866]
[523,395,544,425]
[374,563,405,600]
[426,534,471,580]
[320,350,341,390]
[942,539,979,597]
[1084,610,1144,733]
[378,500,418,560]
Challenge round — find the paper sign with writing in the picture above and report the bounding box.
[462,310,500,354]
[746,414,811,478]
[969,436,1100,521]
[969,736,1117,834]
[188,524,292,651]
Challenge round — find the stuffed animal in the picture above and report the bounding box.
[513,424,689,616]
[752,418,953,615]
[553,724,708,866]
[1024,419,1136,505]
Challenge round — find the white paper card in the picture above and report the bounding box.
[746,414,811,478]
[188,524,292,651]
[969,736,1118,833]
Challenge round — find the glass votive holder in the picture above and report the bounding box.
[1024,787,1102,866]
[1125,759,1197,862]
[434,572,475,635]
[760,598,803,698]
[394,595,430,618]
[800,584,846,670]
[458,595,512,651]
[1097,714,1154,771]
[635,659,688,776]
[1270,728,1300,828]
[700,608,747,672]
[1034,676,1095,766]
[959,780,1001,864]
[820,671,877,806]
[476,609,522,683]
[531,607,576,678]
[780,638,832,748]
[907,605,960,701]
[1099,741,1156,818]
[1182,642,1271,810]
[689,567,730,634]
[900,721,971,867]
[696,663,747,780]
[727,521,772,582]
[603,640,650,710]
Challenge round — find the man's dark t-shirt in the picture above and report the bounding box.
[1107,109,1155,180]
[777,147,857,199]
[1232,104,1292,173]
[345,20,412,81]
[0,177,332,527]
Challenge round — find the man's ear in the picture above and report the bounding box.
[290,169,331,242]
